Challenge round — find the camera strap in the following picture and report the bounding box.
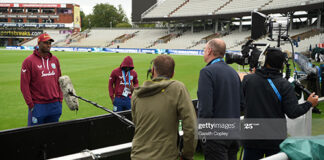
[267,78,282,102]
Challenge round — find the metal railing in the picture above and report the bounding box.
[261,152,289,160]
[49,142,132,160]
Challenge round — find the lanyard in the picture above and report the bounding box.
[210,58,224,65]
[122,70,131,87]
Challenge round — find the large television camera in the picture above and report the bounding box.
[225,11,319,99]
[225,11,289,71]
[225,39,266,71]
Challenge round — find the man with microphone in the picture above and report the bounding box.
[20,33,63,126]
[109,56,138,112]
[131,55,197,160]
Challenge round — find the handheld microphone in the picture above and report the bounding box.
[59,75,79,111]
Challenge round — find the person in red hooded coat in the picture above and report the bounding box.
[109,56,139,112]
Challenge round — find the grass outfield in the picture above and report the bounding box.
[0,50,323,159]
[0,50,323,129]
[0,50,211,130]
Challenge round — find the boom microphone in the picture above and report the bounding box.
[59,75,79,111]
[58,75,134,127]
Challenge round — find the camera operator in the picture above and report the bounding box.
[242,48,319,160]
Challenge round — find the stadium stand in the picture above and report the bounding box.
[152,30,213,49]
[295,33,323,52]
[190,30,251,50]
[109,29,168,48]
[282,29,324,52]
[22,30,69,47]
[40,25,322,53]
[64,29,135,47]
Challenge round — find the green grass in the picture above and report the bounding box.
[0,50,323,129]
[0,50,214,130]
[0,50,323,160]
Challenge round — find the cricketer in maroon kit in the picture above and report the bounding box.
[109,56,139,112]
[20,33,63,126]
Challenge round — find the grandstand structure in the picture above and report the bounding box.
[56,0,323,53]
[0,3,80,46]
[5,1,323,54]
[139,0,322,51]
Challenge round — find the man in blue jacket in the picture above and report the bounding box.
[197,38,242,160]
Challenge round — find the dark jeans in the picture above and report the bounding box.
[113,97,131,112]
[202,140,239,160]
[28,101,62,126]
[243,148,280,160]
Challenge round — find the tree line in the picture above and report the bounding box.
[80,3,131,30]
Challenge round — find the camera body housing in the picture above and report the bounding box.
[225,40,264,70]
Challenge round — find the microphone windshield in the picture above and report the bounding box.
[59,75,79,111]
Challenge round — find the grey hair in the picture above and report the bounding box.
[207,39,226,57]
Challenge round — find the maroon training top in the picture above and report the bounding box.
[20,49,63,108]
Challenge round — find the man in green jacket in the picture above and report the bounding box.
[131,55,197,160]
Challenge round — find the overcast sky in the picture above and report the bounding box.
[0,0,132,21]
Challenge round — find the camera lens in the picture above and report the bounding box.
[225,52,245,65]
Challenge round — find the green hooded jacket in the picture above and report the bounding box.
[131,77,197,160]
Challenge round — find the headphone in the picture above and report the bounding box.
[146,60,153,80]
[258,46,287,69]
[257,45,269,68]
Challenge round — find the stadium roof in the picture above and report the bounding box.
[141,0,324,22]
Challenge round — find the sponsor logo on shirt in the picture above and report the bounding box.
[41,71,55,77]
[37,65,42,69]
[51,63,56,69]
[22,69,27,73]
